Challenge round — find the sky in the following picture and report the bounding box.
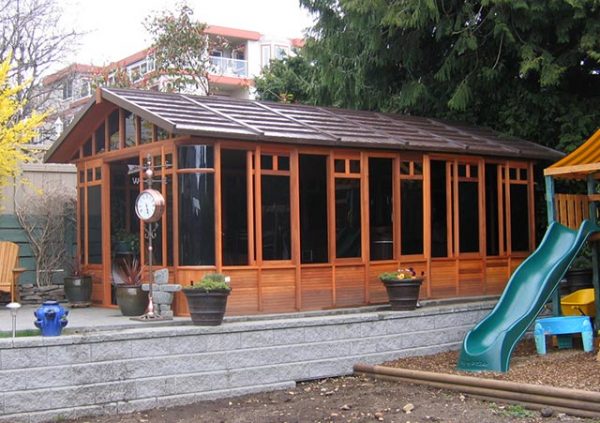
[61,0,314,67]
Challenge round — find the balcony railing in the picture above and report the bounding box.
[208,56,248,78]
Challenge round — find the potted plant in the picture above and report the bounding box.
[63,255,92,307]
[379,267,424,311]
[113,257,148,316]
[182,272,231,326]
[112,229,140,255]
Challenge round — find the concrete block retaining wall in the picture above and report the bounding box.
[0,301,494,423]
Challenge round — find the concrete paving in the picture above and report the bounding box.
[0,295,499,334]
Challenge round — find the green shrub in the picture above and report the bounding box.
[190,272,231,292]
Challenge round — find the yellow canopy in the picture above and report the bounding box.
[545,129,600,179]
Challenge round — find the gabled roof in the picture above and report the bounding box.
[544,129,600,179]
[45,88,563,163]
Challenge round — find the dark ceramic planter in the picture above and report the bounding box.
[115,286,148,316]
[63,276,92,307]
[380,277,423,311]
[564,269,593,295]
[183,288,230,326]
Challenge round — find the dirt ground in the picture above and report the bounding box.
[69,339,600,423]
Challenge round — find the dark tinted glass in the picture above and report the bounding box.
[511,184,529,251]
[485,164,500,255]
[401,180,423,255]
[261,154,273,170]
[430,161,447,257]
[459,182,479,253]
[87,185,102,264]
[140,119,153,144]
[262,175,291,260]
[278,155,290,171]
[95,123,105,154]
[178,173,215,265]
[300,155,328,263]
[124,112,136,147]
[222,150,248,265]
[369,158,393,260]
[335,178,361,258]
[178,145,214,169]
[108,110,119,151]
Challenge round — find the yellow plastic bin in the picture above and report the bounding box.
[560,288,596,317]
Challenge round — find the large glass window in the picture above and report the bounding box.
[401,180,423,255]
[87,185,102,264]
[140,118,153,144]
[179,145,214,169]
[369,158,393,260]
[299,155,328,263]
[456,163,480,253]
[94,123,105,154]
[510,184,529,251]
[262,174,291,260]
[108,110,120,151]
[335,178,361,258]
[178,145,215,265]
[124,111,136,147]
[430,160,448,257]
[221,150,248,265]
[485,164,500,255]
[179,173,215,265]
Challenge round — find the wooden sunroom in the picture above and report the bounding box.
[45,88,562,316]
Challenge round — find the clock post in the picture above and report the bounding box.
[132,155,167,321]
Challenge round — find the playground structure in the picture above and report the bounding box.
[458,129,600,372]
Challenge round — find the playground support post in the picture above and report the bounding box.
[587,175,600,332]
[545,176,561,316]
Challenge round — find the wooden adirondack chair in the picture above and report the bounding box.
[0,241,25,302]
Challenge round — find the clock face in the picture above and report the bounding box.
[135,189,165,222]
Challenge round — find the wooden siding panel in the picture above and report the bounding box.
[335,265,365,306]
[300,266,333,310]
[429,260,457,297]
[226,268,259,315]
[367,262,395,304]
[485,258,509,294]
[261,268,296,312]
[458,259,484,296]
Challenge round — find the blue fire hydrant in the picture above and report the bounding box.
[34,301,68,336]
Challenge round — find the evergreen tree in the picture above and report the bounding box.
[256,0,600,151]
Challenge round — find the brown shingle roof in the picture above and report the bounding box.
[45,88,563,163]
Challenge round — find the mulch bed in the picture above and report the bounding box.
[382,338,600,392]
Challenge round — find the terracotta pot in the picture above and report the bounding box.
[380,277,423,311]
[183,288,230,326]
[115,286,148,316]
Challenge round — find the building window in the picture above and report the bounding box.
[261,45,271,68]
[335,178,361,258]
[178,145,215,265]
[457,163,480,253]
[80,80,91,98]
[62,80,73,99]
[430,160,448,257]
[87,185,102,264]
[274,45,289,60]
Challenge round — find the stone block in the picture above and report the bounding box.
[154,268,169,284]
[46,344,91,365]
[91,340,132,361]
[240,329,274,348]
[1,346,47,370]
[160,284,181,292]
[271,327,305,345]
[130,338,171,358]
[151,291,173,304]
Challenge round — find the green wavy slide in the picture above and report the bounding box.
[457,220,596,372]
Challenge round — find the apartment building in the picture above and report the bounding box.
[41,25,302,143]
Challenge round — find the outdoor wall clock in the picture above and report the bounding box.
[135,189,165,223]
